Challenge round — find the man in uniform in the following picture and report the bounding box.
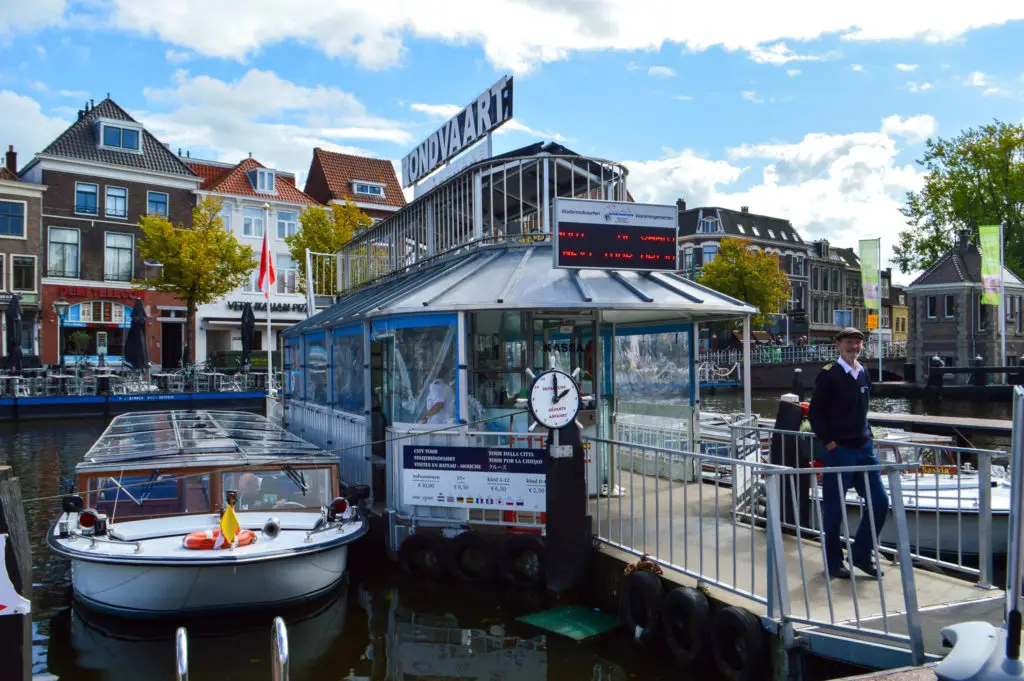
[808,327,888,579]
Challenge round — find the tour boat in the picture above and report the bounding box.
[47,410,368,618]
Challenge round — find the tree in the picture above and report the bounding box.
[697,238,792,329]
[893,120,1024,274]
[136,196,256,364]
[285,202,373,295]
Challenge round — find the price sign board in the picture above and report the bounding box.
[554,198,678,271]
[401,445,546,511]
[867,314,878,330]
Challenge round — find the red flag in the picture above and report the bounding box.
[258,230,276,298]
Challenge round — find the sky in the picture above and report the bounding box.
[3,2,1024,284]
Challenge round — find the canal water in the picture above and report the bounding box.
[2,415,682,681]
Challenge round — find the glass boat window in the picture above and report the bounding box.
[222,468,332,511]
[86,473,212,520]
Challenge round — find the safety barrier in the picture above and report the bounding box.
[285,402,370,501]
[701,341,907,367]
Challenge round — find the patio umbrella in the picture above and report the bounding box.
[5,295,23,374]
[124,299,149,372]
[240,302,255,373]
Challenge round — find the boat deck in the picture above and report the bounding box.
[589,474,1005,661]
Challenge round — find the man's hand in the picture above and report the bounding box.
[826,441,837,451]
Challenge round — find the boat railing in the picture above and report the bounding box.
[587,430,927,664]
[272,616,290,681]
[176,626,188,681]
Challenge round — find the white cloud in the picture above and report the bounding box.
[626,116,928,280]
[410,103,461,119]
[851,64,864,72]
[29,80,48,93]
[0,90,71,161]
[747,41,834,65]
[965,71,990,87]
[880,114,937,143]
[56,89,89,98]
[101,0,1024,73]
[907,81,933,93]
[165,49,192,65]
[0,0,67,34]
[139,69,412,181]
[984,87,1010,96]
[35,45,46,58]
[647,65,675,77]
[496,119,571,143]
[786,69,801,77]
[674,94,694,101]
[895,63,919,71]
[743,90,764,104]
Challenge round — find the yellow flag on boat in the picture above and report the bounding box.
[219,503,240,547]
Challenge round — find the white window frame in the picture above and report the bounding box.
[0,253,6,291]
[218,206,232,232]
[243,209,265,238]
[352,181,385,198]
[944,294,955,318]
[75,182,99,216]
[104,231,135,282]
[147,191,169,217]
[10,254,37,293]
[927,296,936,319]
[276,254,298,294]
[254,169,276,195]
[276,210,298,240]
[97,121,143,154]
[0,198,27,240]
[105,185,128,219]
[47,225,81,279]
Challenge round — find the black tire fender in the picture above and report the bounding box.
[710,606,767,681]
[620,570,664,644]
[448,531,497,581]
[397,532,446,580]
[499,534,546,586]
[662,586,712,666]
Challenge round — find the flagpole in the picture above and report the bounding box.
[1001,222,1007,380]
[263,202,273,418]
[877,239,882,381]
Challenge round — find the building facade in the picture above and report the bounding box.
[185,156,320,365]
[806,240,867,344]
[907,232,1024,383]
[891,284,908,343]
[20,98,201,367]
[0,145,46,359]
[677,203,811,347]
[303,147,407,221]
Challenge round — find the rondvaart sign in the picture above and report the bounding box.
[400,75,514,188]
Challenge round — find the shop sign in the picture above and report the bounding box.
[401,445,545,512]
[56,286,138,300]
[553,198,679,271]
[413,137,492,200]
[543,341,593,353]
[400,75,514,188]
[227,301,307,313]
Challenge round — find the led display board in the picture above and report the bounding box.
[554,198,678,270]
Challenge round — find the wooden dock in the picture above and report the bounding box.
[868,412,1011,440]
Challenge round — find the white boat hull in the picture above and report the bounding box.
[840,505,1010,557]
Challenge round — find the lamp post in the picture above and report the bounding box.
[52,297,69,369]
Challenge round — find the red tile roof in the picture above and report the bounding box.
[190,157,319,205]
[0,167,18,182]
[306,147,406,209]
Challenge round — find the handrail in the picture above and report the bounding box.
[175,627,188,681]
[272,616,289,681]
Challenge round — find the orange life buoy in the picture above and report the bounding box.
[182,528,257,550]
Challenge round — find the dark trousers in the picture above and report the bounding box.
[820,441,889,569]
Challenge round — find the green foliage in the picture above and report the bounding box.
[136,196,256,363]
[697,237,792,329]
[285,202,372,295]
[894,120,1024,274]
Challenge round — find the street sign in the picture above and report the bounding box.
[867,314,878,330]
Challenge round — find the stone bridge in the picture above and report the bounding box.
[743,359,906,391]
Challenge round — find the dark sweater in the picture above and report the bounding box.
[808,361,872,448]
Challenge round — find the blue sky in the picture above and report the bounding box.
[3,1,1024,282]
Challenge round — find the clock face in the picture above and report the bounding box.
[529,370,581,430]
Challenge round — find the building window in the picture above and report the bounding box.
[219,207,232,231]
[882,279,890,299]
[100,124,141,151]
[0,200,25,238]
[682,248,693,274]
[147,192,168,217]
[243,208,265,237]
[105,233,134,282]
[767,229,776,240]
[277,211,297,240]
[882,309,891,329]
[277,254,297,294]
[11,255,35,292]
[811,268,818,290]
[244,268,259,293]
[833,309,852,327]
[927,296,936,318]
[944,295,955,318]
[48,227,80,278]
[977,295,986,330]
[249,169,276,194]
[76,182,98,215]
[105,186,128,218]
[353,182,384,198]
[0,254,5,290]
[702,244,718,265]
[736,224,746,234]
[751,226,761,237]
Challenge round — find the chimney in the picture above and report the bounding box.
[676,198,687,212]
[90,98,95,108]
[5,145,15,174]
[741,206,749,213]
[958,230,971,253]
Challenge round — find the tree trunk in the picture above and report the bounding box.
[184,302,196,367]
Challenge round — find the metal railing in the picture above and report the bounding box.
[701,341,907,366]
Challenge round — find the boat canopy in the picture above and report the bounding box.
[79,410,331,470]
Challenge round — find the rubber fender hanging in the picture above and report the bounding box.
[710,606,767,681]
[448,531,497,581]
[498,534,546,586]
[662,586,712,666]
[397,533,446,580]
[620,570,664,645]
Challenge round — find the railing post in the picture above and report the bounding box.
[886,472,925,665]
[978,453,993,589]
[272,616,289,681]
[764,474,791,621]
[175,627,188,681]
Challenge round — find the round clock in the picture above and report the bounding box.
[528,369,581,430]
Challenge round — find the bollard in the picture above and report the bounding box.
[791,368,804,402]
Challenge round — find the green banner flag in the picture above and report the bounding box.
[859,239,880,311]
[979,225,1002,306]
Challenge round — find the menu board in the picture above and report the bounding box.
[401,445,546,511]
[554,198,678,271]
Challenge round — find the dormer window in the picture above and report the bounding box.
[95,119,142,153]
[248,169,276,194]
[697,216,723,234]
[352,181,385,198]
[767,229,776,239]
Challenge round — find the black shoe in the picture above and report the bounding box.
[852,560,883,578]
[827,565,850,579]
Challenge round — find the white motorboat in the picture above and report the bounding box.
[47,410,368,619]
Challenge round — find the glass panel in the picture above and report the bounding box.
[122,128,139,149]
[87,473,211,519]
[105,187,127,218]
[222,468,331,510]
[76,184,97,214]
[305,335,329,405]
[148,193,168,216]
[102,125,121,147]
[332,330,364,413]
[285,340,300,399]
[386,323,457,424]
[0,201,25,237]
[12,257,34,291]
